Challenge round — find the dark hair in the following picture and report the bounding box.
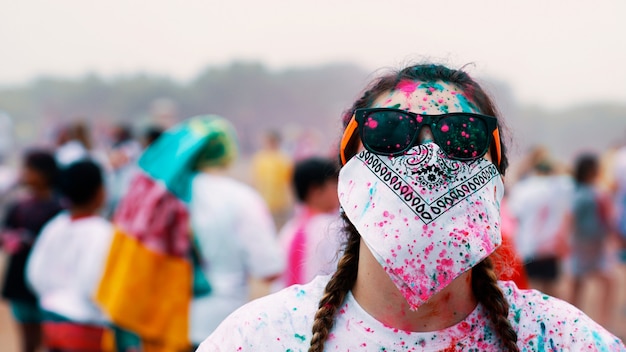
[310,64,518,352]
[23,149,59,188]
[71,120,92,150]
[293,157,339,202]
[113,124,134,147]
[59,160,103,206]
[573,153,598,184]
[144,126,164,146]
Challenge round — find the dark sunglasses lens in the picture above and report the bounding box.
[361,111,418,155]
[434,115,490,159]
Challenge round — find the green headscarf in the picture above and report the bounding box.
[138,115,238,203]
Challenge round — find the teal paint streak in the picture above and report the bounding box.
[537,322,546,351]
[456,94,478,113]
[361,182,377,217]
[294,333,306,342]
[513,308,521,324]
[418,82,446,91]
[592,330,610,352]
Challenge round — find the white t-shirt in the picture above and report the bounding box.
[508,174,574,261]
[55,140,89,167]
[198,275,624,351]
[189,173,285,344]
[273,208,342,291]
[26,212,113,325]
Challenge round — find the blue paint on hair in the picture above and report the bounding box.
[456,94,478,113]
[418,82,446,92]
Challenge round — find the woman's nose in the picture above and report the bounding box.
[417,126,435,144]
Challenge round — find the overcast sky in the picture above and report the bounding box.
[1,0,624,109]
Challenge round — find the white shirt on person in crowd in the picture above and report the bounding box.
[26,212,113,325]
[272,206,342,291]
[189,172,285,345]
[508,173,574,261]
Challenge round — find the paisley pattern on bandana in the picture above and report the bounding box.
[359,145,500,224]
[338,143,504,310]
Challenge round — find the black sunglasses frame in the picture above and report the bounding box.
[353,108,499,161]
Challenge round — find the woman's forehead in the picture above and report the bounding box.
[371,80,480,115]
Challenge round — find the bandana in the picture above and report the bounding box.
[338,143,503,310]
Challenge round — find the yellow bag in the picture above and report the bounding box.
[96,228,192,351]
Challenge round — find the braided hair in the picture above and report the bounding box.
[309,64,518,351]
[472,258,519,351]
[308,212,360,352]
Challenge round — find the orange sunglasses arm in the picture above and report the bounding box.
[339,115,359,165]
[492,128,502,168]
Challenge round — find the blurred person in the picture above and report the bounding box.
[613,142,626,263]
[26,160,112,352]
[0,153,17,198]
[103,123,143,218]
[0,153,19,223]
[142,125,164,148]
[612,140,626,333]
[570,153,616,328]
[598,143,620,193]
[199,64,623,351]
[251,130,293,229]
[273,157,342,291]
[109,124,142,159]
[95,115,284,351]
[509,145,550,184]
[0,150,63,352]
[292,129,322,161]
[508,155,573,298]
[54,120,93,167]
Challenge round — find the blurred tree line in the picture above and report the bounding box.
[0,62,369,156]
[0,61,624,165]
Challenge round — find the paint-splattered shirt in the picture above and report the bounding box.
[198,275,625,351]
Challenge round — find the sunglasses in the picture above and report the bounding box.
[339,108,502,167]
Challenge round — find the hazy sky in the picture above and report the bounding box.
[1,0,624,109]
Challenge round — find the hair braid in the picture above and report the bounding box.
[308,213,360,352]
[472,258,519,351]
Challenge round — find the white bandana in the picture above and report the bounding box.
[338,143,503,310]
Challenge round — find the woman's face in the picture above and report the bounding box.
[339,80,504,310]
[366,80,494,163]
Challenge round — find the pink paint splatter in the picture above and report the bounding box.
[365,117,378,128]
[397,80,419,96]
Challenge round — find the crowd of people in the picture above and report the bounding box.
[0,116,344,351]
[0,62,624,351]
[506,144,626,330]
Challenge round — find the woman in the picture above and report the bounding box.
[1,150,63,352]
[570,153,615,329]
[95,115,284,351]
[198,64,624,351]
